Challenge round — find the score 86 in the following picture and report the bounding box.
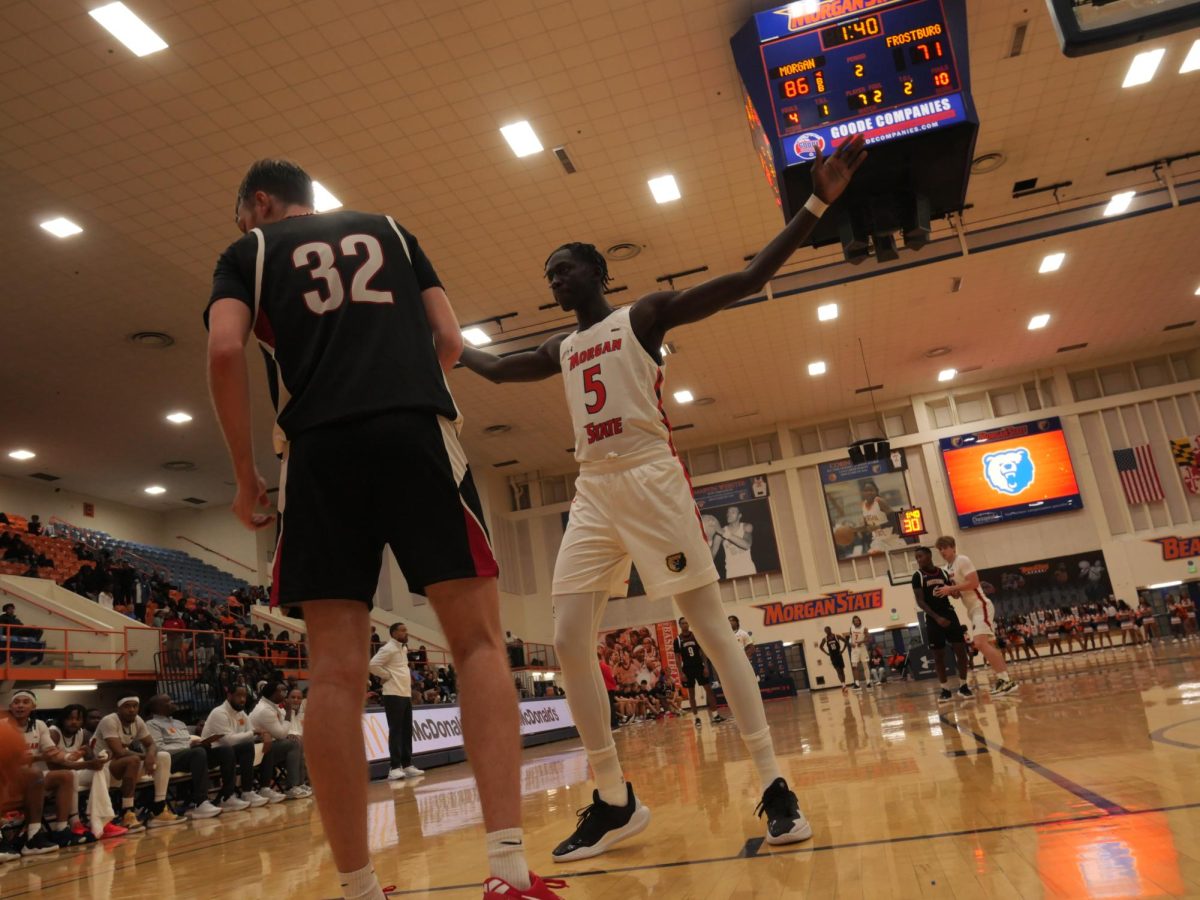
[778,70,826,100]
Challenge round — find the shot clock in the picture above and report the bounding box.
[731,0,978,249]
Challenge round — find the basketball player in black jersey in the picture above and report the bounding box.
[206,161,561,900]
[461,137,867,863]
[673,617,723,727]
[912,547,973,703]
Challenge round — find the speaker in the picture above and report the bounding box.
[848,437,891,465]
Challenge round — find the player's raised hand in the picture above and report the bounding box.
[811,133,867,204]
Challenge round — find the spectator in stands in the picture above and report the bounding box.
[370,623,423,781]
[0,604,45,665]
[162,609,188,665]
[0,511,8,524]
[96,697,186,830]
[26,515,42,535]
[370,627,382,656]
[145,695,223,819]
[201,685,274,807]
[8,690,92,851]
[248,681,310,799]
[98,585,115,610]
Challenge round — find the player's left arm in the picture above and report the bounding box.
[422,287,465,374]
[629,135,865,343]
[208,298,273,532]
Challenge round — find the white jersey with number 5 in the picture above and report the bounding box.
[559,306,671,465]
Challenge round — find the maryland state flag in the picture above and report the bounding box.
[1172,436,1200,494]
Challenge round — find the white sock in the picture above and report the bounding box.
[50,821,68,831]
[744,727,785,791]
[27,823,41,837]
[587,744,627,807]
[338,863,384,900]
[486,828,530,890]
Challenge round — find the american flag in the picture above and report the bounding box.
[1113,445,1164,505]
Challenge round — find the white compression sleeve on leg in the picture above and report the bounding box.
[676,582,784,790]
[555,591,628,806]
[153,751,171,801]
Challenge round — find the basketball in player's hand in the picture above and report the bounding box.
[833,525,855,547]
[0,719,29,798]
[701,515,721,538]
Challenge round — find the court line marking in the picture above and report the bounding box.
[938,714,1130,815]
[1149,716,1200,750]
[383,800,1200,896]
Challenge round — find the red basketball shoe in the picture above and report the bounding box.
[482,873,567,899]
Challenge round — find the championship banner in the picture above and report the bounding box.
[1171,436,1200,495]
[755,588,884,626]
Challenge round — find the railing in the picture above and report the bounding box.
[507,641,558,671]
[0,624,139,681]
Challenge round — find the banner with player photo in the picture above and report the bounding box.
[695,474,781,582]
[562,473,780,597]
[597,620,680,691]
[818,449,916,560]
[973,550,1113,618]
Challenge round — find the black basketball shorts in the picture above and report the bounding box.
[926,607,966,649]
[270,411,498,607]
[683,669,708,693]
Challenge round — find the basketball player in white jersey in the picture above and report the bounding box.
[460,135,867,862]
[714,506,756,577]
[859,480,907,554]
[932,536,1018,696]
[847,615,870,689]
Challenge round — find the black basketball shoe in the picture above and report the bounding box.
[756,778,813,845]
[551,782,651,863]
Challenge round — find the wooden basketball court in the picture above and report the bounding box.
[6,641,1200,898]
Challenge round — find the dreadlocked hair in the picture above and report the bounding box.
[545,242,611,289]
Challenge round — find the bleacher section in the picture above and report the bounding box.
[53,518,250,602]
[0,514,94,584]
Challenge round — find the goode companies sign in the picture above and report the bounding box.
[755,589,884,627]
[362,698,575,761]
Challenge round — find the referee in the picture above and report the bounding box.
[206,160,557,899]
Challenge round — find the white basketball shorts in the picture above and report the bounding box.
[849,646,870,667]
[553,453,719,599]
[964,596,996,640]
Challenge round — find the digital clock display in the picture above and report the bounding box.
[749,0,969,165]
[820,14,882,49]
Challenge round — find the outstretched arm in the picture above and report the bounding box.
[459,333,566,384]
[630,134,866,341]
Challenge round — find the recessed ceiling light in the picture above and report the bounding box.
[1182,39,1200,74]
[817,303,839,322]
[1028,313,1051,330]
[462,327,491,346]
[88,2,167,57]
[165,412,192,424]
[40,217,82,238]
[311,181,341,212]
[807,361,826,376]
[938,368,957,382]
[8,450,35,461]
[1103,191,1136,217]
[674,389,694,403]
[499,121,543,158]
[1122,47,1165,87]
[144,485,167,495]
[648,175,681,204]
[1039,252,1065,274]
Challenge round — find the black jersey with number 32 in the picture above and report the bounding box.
[206,211,458,449]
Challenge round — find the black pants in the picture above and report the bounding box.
[607,691,619,728]
[208,742,255,798]
[169,747,211,804]
[383,695,413,768]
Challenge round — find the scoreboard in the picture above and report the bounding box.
[731,0,978,250]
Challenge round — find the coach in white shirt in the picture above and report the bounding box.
[249,681,310,800]
[728,615,756,661]
[369,622,423,780]
[201,684,272,807]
